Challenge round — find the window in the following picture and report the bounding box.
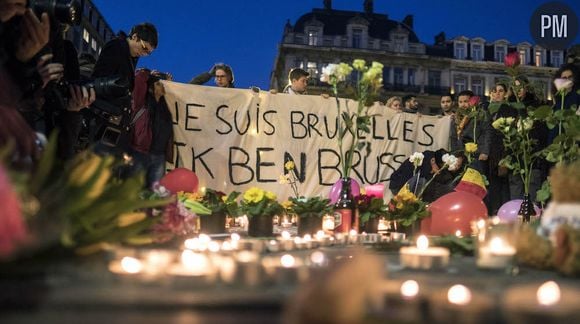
[495,46,506,62]
[91,38,97,51]
[323,38,333,47]
[382,67,390,85]
[308,30,318,46]
[307,62,318,77]
[394,68,404,85]
[551,50,563,67]
[394,35,405,52]
[519,49,527,65]
[454,77,466,93]
[472,43,483,61]
[428,70,441,87]
[472,79,483,96]
[83,28,90,43]
[352,28,362,48]
[408,68,416,85]
[535,50,543,67]
[455,42,466,59]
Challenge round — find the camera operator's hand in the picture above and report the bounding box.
[67,85,96,112]
[36,54,64,88]
[15,9,50,63]
[0,0,26,22]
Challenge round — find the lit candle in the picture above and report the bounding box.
[278,230,295,251]
[476,237,516,269]
[322,215,335,232]
[399,235,450,270]
[537,281,561,306]
[271,254,308,284]
[448,284,472,306]
[400,280,420,299]
[108,256,144,275]
[364,184,384,198]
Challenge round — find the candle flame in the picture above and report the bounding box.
[303,234,312,241]
[417,235,429,250]
[489,237,505,251]
[184,238,201,250]
[537,281,561,306]
[221,241,233,251]
[315,230,325,240]
[455,230,462,237]
[281,231,291,240]
[120,256,143,274]
[448,284,472,305]
[230,233,241,241]
[281,254,296,268]
[208,241,221,253]
[310,251,325,265]
[401,280,420,298]
[349,229,358,236]
[181,250,209,270]
[477,219,486,229]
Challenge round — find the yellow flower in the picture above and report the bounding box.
[336,63,353,79]
[492,117,505,130]
[117,212,147,227]
[243,187,264,203]
[87,168,111,199]
[396,201,404,210]
[352,59,366,71]
[465,142,478,154]
[265,190,277,201]
[180,192,204,201]
[278,174,290,184]
[395,185,417,203]
[281,200,293,209]
[284,161,295,171]
[221,195,228,203]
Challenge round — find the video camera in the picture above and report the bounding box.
[29,0,81,25]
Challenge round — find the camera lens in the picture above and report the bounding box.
[29,0,81,25]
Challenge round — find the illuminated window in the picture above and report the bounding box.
[535,50,543,67]
[308,31,318,46]
[83,28,90,43]
[307,62,318,76]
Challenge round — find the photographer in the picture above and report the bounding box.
[91,22,158,156]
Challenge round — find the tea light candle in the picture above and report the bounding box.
[278,230,295,251]
[381,279,428,323]
[364,184,384,198]
[430,284,495,324]
[476,237,516,270]
[270,254,308,284]
[361,233,381,244]
[314,230,331,246]
[322,215,335,232]
[399,235,450,270]
[109,256,144,275]
[378,219,391,233]
[348,229,360,244]
[232,251,262,286]
[503,282,580,324]
[390,232,406,242]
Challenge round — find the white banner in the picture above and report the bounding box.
[163,82,451,199]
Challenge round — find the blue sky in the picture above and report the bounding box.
[92,0,580,89]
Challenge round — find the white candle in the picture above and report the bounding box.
[476,237,516,269]
[322,215,335,231]
[399,235,450,270]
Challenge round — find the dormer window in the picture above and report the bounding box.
[495,44,507,62]
[472,43,483,61]
[551,50,563,67]
[308,30,319,46]
[454,42,466,59]
[394,35,406,52]
[352,28,362,48]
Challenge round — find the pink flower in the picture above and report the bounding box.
[553,78,573,93]
[504,52,520,68]
[468,96,480,107]
[0,165,28,259]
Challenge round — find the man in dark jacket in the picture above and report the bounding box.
[91,22,158,153]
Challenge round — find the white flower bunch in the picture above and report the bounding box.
[553,78,573,93]
[409,152,424,168]
[442,153,459,171]
[320,63,353,85]
[517,118,534,132]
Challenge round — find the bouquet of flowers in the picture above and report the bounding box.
[386,184,430,227]
[320,59,383,178]
[279,160,332,218]
[239,187,283,218]
[356,194,389,226]
[2,134,172,258]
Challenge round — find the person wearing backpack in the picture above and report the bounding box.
[128,68,173,188]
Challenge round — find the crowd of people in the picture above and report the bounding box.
[1,1,578,215]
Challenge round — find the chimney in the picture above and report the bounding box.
[402,15,414,29]
[323,0,331,10]
[364,0,373,14]
[434,32,446,46]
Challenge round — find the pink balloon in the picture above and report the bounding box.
[160,168,199,194]
[423,191,488,236]
[328,178,361,204]
[497,199,542,222]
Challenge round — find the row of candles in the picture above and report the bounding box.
[109,217,521,282]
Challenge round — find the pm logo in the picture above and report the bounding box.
[531,2,578,50]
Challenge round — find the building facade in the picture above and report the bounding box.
[270,0,564,111]
[63,0,115,61]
